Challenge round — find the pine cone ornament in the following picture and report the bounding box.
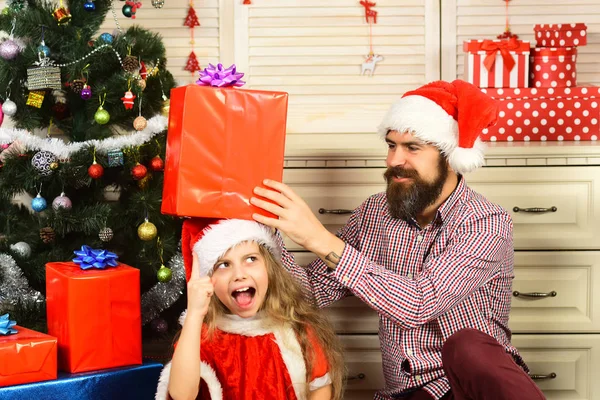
[40,227,56,244]
[70,79,86,94]
[123,55,140,73]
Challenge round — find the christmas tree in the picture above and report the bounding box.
[0,0,185,336]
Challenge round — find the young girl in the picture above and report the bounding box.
[156,218,345,400]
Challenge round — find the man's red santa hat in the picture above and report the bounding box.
[181,218,282,281]
[377,79,499,174]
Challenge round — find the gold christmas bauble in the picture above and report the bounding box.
[161,98,170,117]
[133,116,147,131]
[136,79,146,90]
[137,220,157,241]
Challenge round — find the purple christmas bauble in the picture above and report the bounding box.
[150,318,168,334]
[81,86,92,100]
[0,39,20,60]
[52,192,72,211]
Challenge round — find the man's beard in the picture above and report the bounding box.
[384,156,449,221]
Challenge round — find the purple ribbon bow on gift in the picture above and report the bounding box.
[73,245,119,270]
[0,313,17,335]
[196,63,245,87]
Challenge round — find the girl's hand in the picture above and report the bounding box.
[186,253,214,318]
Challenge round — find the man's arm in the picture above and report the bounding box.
[252,179,513,329]
[328,211,513,329]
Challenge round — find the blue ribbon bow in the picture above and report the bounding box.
[73,245,119,270]
[0,313,17,335]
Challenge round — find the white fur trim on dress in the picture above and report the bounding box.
[155,361,223,400]
[309,373,332,391]
[176,311,311,399]
[377,95,458,157]
[193,219,281,277]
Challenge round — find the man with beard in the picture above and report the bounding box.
[250,80,545,400]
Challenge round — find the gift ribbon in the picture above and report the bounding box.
[0,313,17,335]
[73,245,119,270]
[196,63,245,87]
[479,37,522,72]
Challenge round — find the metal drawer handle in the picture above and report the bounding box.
[513,206,557,213]
[513,291,557,298]
[318,208,352,215]
[529,373,557,381]
[345,373,366,382]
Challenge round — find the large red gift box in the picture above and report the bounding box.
[46,262,142,373]
[480,86,600,142]
[162,85,288,219]
[534,23,587,47]
[0,326,57,387]
[463,38,530,88]
[531,47,577,88]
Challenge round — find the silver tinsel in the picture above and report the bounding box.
[0,253,44,309]
[141,250,185,325]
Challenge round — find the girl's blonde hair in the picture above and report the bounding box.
[203,244,346,400]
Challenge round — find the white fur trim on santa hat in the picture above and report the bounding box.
[192,219,281,277]
[155,361,223,400]
[377,95,459,156]
[447,137,486,174]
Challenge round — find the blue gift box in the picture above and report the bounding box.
[0,360,162,400]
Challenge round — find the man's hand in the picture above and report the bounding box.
[250,180,345,263]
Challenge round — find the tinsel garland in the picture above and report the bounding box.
[141,250,185,325]
[0,115,167,159]
[0,253,44,309]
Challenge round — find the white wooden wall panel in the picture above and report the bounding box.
[232,0,441,158]
[99,0,222,85]
[442,0,600,87]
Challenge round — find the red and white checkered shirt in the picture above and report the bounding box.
[280,177,526,400]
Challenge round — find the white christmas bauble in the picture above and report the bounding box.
[10,241,31,258]
[2,99,17,116]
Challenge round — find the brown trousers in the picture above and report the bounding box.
[405,328,546,400]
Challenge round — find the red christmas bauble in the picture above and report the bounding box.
[131,163,147,180]
[149,156,164,171]
[88,162,104,179]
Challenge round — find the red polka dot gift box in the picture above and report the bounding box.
[534,23,587,48]
[463,38,531,88]
[480,86,600,142]
[531,47,577,88]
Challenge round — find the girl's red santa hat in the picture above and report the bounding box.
[181,218,282,280]
[377,79,499,174]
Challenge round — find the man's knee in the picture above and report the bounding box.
[442,328,494,369]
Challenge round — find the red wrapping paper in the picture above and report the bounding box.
[534,23,587,47]
[463,39,530,88]
[0,326,57,387]
[479,86,600,142]
[161,85,288,219]
[46,262,142,373]
[530,47,578,88]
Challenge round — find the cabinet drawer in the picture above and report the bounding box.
[511,334,600,400]
[282,166,600,251]
[293,251,600,334]
[339,334,600,400]
[509,252,600,333]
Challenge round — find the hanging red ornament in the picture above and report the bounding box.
[243,0,251,4]
[184,6,200,28]
[497,0,518,39]
[88,161,104,179]
[123,0,142,19]
[184,52,201,73]
[131,163,147,180]
[149,156,164,171]
[360,1,377,24]
[121,90,136,109]
[139,61,148,79]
